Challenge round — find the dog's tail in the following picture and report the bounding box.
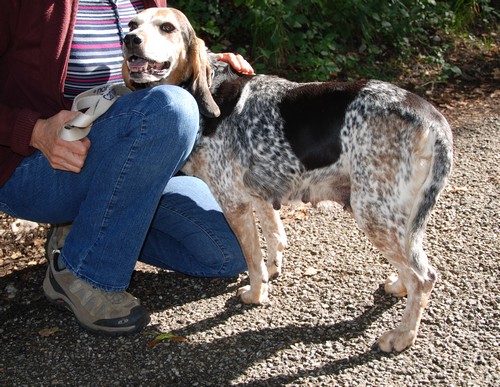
[406,111,453,276]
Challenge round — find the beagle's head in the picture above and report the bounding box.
[122,7,220,117]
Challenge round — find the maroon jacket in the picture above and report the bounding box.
[0,0,166,187]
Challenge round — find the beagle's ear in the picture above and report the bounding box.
[188,37,220,118]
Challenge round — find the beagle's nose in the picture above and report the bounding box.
[124,34,142,48]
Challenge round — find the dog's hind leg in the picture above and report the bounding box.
[349,109,452,352]
[378,249,437,353]
[352,193,438,352]
[252,198,287,280]
[384,272,408,297]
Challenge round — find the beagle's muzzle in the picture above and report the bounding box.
[122,7,220,118]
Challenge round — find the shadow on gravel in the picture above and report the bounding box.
[1,263,400,385]
[0,265,46,325]
[179,287,399,384]
[141,277,400,384]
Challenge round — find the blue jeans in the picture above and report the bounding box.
[0,86,246,291]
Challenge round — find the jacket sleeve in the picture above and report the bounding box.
[0,1,39,156]
[0,106,40,157]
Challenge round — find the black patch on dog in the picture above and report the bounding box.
[202,59,253,136]
[203,77,252,136]
[279,81,367,170]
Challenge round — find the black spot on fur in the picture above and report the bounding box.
[279,81,367,170]
[202,59,252,136]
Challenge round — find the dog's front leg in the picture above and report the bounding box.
[252,198,287,279]
[225,202,270,305]
[183,151,268,304]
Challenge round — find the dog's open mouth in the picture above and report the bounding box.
[127,55,171,80]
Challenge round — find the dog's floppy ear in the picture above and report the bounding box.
[188,37,220,118]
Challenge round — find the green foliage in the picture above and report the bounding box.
[169,0,498,81]
[451,0,499,31]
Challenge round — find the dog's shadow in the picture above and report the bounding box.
[1,265,399,384]
[130,265,244,311]
[131,269,400,384]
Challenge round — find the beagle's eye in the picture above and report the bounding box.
[160,23,175,33]
[128,21,138,31]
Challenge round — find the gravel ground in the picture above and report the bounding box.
[0,96,499,386]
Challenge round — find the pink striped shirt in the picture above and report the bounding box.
[63,0,145,99]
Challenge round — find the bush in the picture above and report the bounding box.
[169,0,498,81]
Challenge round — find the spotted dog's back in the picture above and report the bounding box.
[184,59,453,352]
[196,64,452,212]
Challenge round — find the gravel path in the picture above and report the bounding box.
[0,98,498,386]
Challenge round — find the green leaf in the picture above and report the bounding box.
[147,332,187,348]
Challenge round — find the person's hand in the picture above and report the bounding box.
[30,111,91,173]
[216,53,255,75]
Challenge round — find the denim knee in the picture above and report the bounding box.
[142,85,199,140]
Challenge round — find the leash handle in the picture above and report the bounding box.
[60,84,132,141]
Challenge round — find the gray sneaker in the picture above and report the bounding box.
[45,224,72,261]
[43,252,150,336]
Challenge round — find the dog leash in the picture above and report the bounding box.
[60,84,131,141]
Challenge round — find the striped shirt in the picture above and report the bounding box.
[63,0,145,99]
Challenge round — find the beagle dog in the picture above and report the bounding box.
[122,7,453,353]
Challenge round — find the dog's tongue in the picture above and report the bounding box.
[128,58,148,72]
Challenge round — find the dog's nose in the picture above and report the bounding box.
[124,34,142,48]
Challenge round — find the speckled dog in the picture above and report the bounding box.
[123,7,454,352]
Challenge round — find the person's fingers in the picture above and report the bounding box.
[59,137,91,172]
[217,53,255,75]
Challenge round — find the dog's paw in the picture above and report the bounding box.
[267,262,281,280]
[375,328,416,352]
[384,273,407,297]
[236,285,269,305]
